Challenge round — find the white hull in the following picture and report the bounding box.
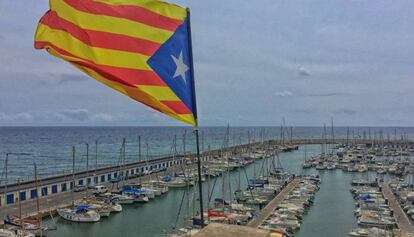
[57,208,100,223]
[135,196,149,203]
[115,194,135,204]
[166,182,188,188]
[118,199,134,205]
[111,204,123,212]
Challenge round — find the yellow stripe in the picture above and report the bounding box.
[174,114,197,126]
[93,0,187,21]
[36,24,151,70]
[74,65,175,112]
[139,86,180,101]
[73,63,129,96]
[42,44,88,66]
[50,0,174,44]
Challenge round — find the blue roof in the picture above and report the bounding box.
[75,205,90,213]
[123,189,145,194]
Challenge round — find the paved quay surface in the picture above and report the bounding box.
[380,182,414,237]
[0,167,177,221]
[247,177,300,228]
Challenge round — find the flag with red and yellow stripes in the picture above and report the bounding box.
[34,0,198,126]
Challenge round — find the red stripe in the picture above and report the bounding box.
[161,101,192,114]
[64,0,183,32]
[34,41,167,87]
[40,11,160,56]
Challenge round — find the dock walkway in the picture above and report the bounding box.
[380,182,414,237]
[0,167,174,221]
[247,177,300,228]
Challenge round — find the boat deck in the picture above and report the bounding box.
[247,177,301,228]
[379,182,414,237]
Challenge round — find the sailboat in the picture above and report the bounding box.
[4,164,57,236]
[302,145,312,169]
[57,205,101,223]
[57,147,101,223]
[122,183,151,201]
[162,135,194,188]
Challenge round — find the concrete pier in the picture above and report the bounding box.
[247,177,300,228]
[379,182,414,237]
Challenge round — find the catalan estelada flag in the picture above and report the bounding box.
[34,0,197,126]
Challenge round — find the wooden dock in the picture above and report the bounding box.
[247,177,300,228]
[379,182,414,237]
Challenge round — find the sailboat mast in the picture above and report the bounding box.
[304,145,307,162]
[18,178,23,229]
[4,154,8,200]
[95,140,98,177]
[323,124,327,155]
[346,127,350,145]
[201,131,205,153]
[122,138,126,178]
[34,162,41,230]
[86,143,89,196]
[226,125,232,206]
[183,130,186,157]
[71,146,75,207]
[138,136,142,162]
[331,117,334,154]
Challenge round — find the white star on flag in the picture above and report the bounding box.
[171,50,189,84]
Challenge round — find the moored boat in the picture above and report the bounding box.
[57,205,100,223]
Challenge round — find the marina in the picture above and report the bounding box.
[1,128,414,236]
[1,0,413,235]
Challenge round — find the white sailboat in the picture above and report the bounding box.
[57,146,100,223]
[57,205,100,223]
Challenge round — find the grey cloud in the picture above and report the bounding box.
[274,90,293,97]
[59,109,90,121]
[0,109,176,125]
[306,92,347,97]
[298,67,311,77]
[291,108,316,114]
[58,74,88,85]
[339,109,358,115]
[0,112,34,121]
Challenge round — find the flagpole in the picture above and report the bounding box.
[194,128,204,227]
[186,8,204,228]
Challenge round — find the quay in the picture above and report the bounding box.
[0,154,188,207]
[379,182,414,237]
[0,164,182,221]
[247,177,301,228]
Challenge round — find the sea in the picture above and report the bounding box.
[0,126,413,237]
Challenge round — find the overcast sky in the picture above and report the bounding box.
[0,0,413,126]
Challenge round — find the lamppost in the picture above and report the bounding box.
[3,152,32,204]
